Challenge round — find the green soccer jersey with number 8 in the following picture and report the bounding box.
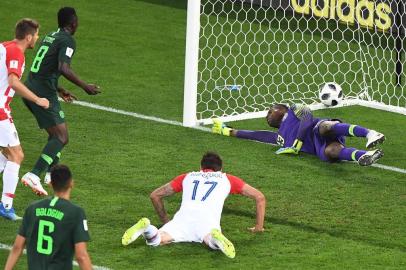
[26,29,76,97]
[18,197,90,270]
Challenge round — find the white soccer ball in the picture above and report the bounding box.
[319,82,343,107]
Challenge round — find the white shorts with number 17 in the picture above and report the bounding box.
[159,217,221,243]
[0,119,20,147]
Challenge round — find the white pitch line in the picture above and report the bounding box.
[0,243,26,254]
[0,243,112,270]
[72,100,211,132]
[371,163,406,174]
[70,100,406,175]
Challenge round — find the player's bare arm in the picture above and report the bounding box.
[58,61,100,95]
[57,86,77,103]
[75,242,92,270]
[8,74,49,109]
[150,183,175,224]
[4,235,26,270]
[240,184,266,233]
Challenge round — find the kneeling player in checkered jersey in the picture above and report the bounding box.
[122,152,266,258]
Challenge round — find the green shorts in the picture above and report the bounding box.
[23,97,65,129]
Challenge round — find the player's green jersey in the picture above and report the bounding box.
[18,197,90,270]
[26,29,76,98]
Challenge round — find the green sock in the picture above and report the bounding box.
[32,137,64,177]
[47,152,61,172]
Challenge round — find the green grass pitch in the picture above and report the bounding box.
[1,0,406,269]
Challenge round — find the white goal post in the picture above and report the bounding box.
[183,0,406,127]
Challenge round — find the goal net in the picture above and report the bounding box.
[183,0,406,126]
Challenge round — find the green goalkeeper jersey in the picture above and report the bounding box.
[26,28,76,98]
[18,197,90,270]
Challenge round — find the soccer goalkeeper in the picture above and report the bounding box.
[212,104,385,166]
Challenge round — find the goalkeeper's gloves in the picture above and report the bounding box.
[276,139,303,155]
[212,119,232,136]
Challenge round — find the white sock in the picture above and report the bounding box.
[144,225,161,246]
[206,234,219,250]
[0,152,7,174]
[1,161,20,209]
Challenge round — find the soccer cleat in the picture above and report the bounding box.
[366,130,385,149]
[210,229,235,259]
[21,172,48,196]
[122,217,150,246]
[44,172,51,185]
[358,149,384,166]
[212,119,232,136]
[0,203,22,221]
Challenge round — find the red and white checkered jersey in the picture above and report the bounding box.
[170,170,245,227]
[0,41,25,121]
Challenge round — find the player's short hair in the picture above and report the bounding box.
[50,164,73,192]
[58,7,77,28]
[201,152,222,171]
[15,18,39,40]
[271,103,288,111]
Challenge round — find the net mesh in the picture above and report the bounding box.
[196,0,405,121]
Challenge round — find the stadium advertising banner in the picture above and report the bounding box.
[243,0,399,32]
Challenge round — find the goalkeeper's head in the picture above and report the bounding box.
[201,152,222,172]
[266,104,288,128]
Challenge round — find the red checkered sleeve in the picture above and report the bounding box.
[226,174,246,194]
[6,45,25,78]
[170,174,187,192]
